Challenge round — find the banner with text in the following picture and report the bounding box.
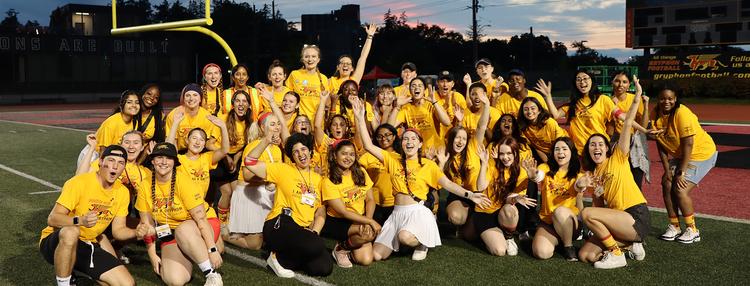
[646,52,750,81]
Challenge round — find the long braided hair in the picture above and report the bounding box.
[150,162,177,215]
[201,64,224,115]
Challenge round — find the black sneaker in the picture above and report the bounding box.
[562,246,578,262]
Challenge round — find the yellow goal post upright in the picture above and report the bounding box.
[110,0,238,66]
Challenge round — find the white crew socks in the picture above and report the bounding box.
[56,275,71,286]
[198,260,214,275]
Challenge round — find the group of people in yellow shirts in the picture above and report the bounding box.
[39,25,719,286]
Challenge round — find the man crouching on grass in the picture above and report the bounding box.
[39,145,146,286]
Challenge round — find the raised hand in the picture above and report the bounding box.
[85,134,97,148]
[365,23,377,36]
[477,142,489,163]
[488,144,499,159]
[521,157,538,178]
[535,79,553,98]
[173,109,185,123]
[633,75,642,97]
[206,115,226,128]
[396,95,412,107]
[576,171,595,193]
[436,147,449,164]
[463,73,472,86]
[351,96,365,119]
[453,105,464,123]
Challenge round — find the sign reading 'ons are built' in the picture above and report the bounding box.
[647,53,750,81]
[0,35,171,55]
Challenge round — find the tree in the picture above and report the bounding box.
[122,0,153,23]
[153,0,170,23]
[187,0,203,18]
[0,9,21,33]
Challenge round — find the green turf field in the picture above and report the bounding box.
[1,121,749,285]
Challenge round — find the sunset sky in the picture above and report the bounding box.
[2,0,641,61]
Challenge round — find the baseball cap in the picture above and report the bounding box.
[475,58,492,68]
[401,62,417,72]
[101,145,128,161]
[437,70,454,81]
[508,69,525,78]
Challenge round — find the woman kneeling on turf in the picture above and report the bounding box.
[529,137,584,261]
[321,139,380,267]
[136,142,223,285]
[578,76,649,269]
[244,132,332,278]
[351,96,491,261]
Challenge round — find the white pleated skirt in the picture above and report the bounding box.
[374,203,442,251]
[228,182,276,234]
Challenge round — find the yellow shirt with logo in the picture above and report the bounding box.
[177,153,217,195]
[330,100,375,129]
[537,164,582,225]
[40,172,130,243]
[381,150,443,201]
[322,168,374,218]
[477,161,528,213]
[285,69,330,119]
[238,139,283,183]
[165,107,221,151]
[260,86,292,114]
[435,90,468,137]
[494,90,548,118]
[396,102,445,150]
[96,113,135,150]
[522,118,569,155]
[594,148,647,211]
[328,76,353,96]
[90,160,151,196]
[559,95,615,154]
[359,151,398,207]
[202,88,223,115]
[135,171,217,229]
[264,163,324,227]
[461,106,502,142]
[218,113,248,154]
[393,84,409,98]
[652,105,716,161]
[140,111,159,142]
[612,93,644,135]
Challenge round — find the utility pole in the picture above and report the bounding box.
[529,26,533,71]
[472,0,479,64]
[272,0,276,20]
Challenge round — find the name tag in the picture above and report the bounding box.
[156,224,172,239]
[301,193,316,206]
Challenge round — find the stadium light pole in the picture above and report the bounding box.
[472,0,479,64]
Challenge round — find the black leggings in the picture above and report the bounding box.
[516,181,540,233]
[263,215,333,277]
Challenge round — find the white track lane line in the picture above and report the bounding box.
[0,163,62,194]
[581,197,750,224]
[0,119,92,132]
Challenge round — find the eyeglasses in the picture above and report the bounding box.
[339,62,353,66]
[376,133,394,140]
[575,77,591,82]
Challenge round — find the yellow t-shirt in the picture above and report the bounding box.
[223,87,262,121]
[612,93,645,135]
[652,106,716,161]
[322,168,374,217]
[521,117,569,155]
[444,151,482,192]
[328,76,353,96]
[285,69,330,119]
[477,161,528,213]
[90,160,151,196]
[140,111,159,142]
[537,164,582,225]
[165,107,221,151]
[260,86,291,114]
[559,95,615,154]
[330,100,375,130]
[40,172,130,243]
[218,113,248,154]
[359,151,398,207]
[264,163,324,227]
[396,103,445,150]
[381,150,443,201]
[494,90,548,118]
[393,84,409,98]
[461,106,502,141]
[238,139,283,183]
[202,87,223,115]
[480,79,508,96]
[177,153,217,195]
[594,148,647,211]
[96,113,135,150]
[435,90,468,137]
[135,171,217,229]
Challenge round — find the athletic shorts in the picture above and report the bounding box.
[320,215,353,242]
[160,217,221,247]
[669,151,717,185]
[625,203,651,242]
[373,205,394,226]
[210,152,241,182]
[446,192,475,207]
[472,210,501,235]
[40,230,122,279]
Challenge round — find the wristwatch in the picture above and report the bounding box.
[208,246,218,253]
[675,170,684,177]
[72,216,79,226]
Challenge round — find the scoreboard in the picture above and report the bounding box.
[626,0,750,48]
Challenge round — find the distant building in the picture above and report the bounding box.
[0,3,194,103]
[301,4,362,73]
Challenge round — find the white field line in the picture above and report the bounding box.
[224,247,334,286]
[0,119,91,132]
[580,197,750,224]
[0,163,62,194]
[701,122,750,127]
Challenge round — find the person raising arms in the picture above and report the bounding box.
[165,83,221,152]
[328,24,377,95]
[577,76,649,269]
[393,62,417,98]
[388,77,452,152]
[358,124,401,225]
[494,69,547,117]
[351,96,491,261]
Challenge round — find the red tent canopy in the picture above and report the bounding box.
[362,66,398,80]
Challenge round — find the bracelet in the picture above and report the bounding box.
[367,35,374,39]
[144,234,156,245]
[244,157,258,166]
[431,100,438,105]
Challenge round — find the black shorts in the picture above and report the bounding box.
[39,230,122,279]
[538,219,582,242]
[373,205,394,226]
[446,192,474,207]
[210,153,241,182]
[320,215,353,241]
[472,210,501,235]
[625,203,651,242]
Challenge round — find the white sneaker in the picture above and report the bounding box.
[412,245,428,261]
[628,242,646,261]
[332,244,353,268]
[204,272,223,286]
[676,227,701,244]
[659,224,682,241]
[266,252,295,278]
[506,238,518,256]
[593,251,627,269]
